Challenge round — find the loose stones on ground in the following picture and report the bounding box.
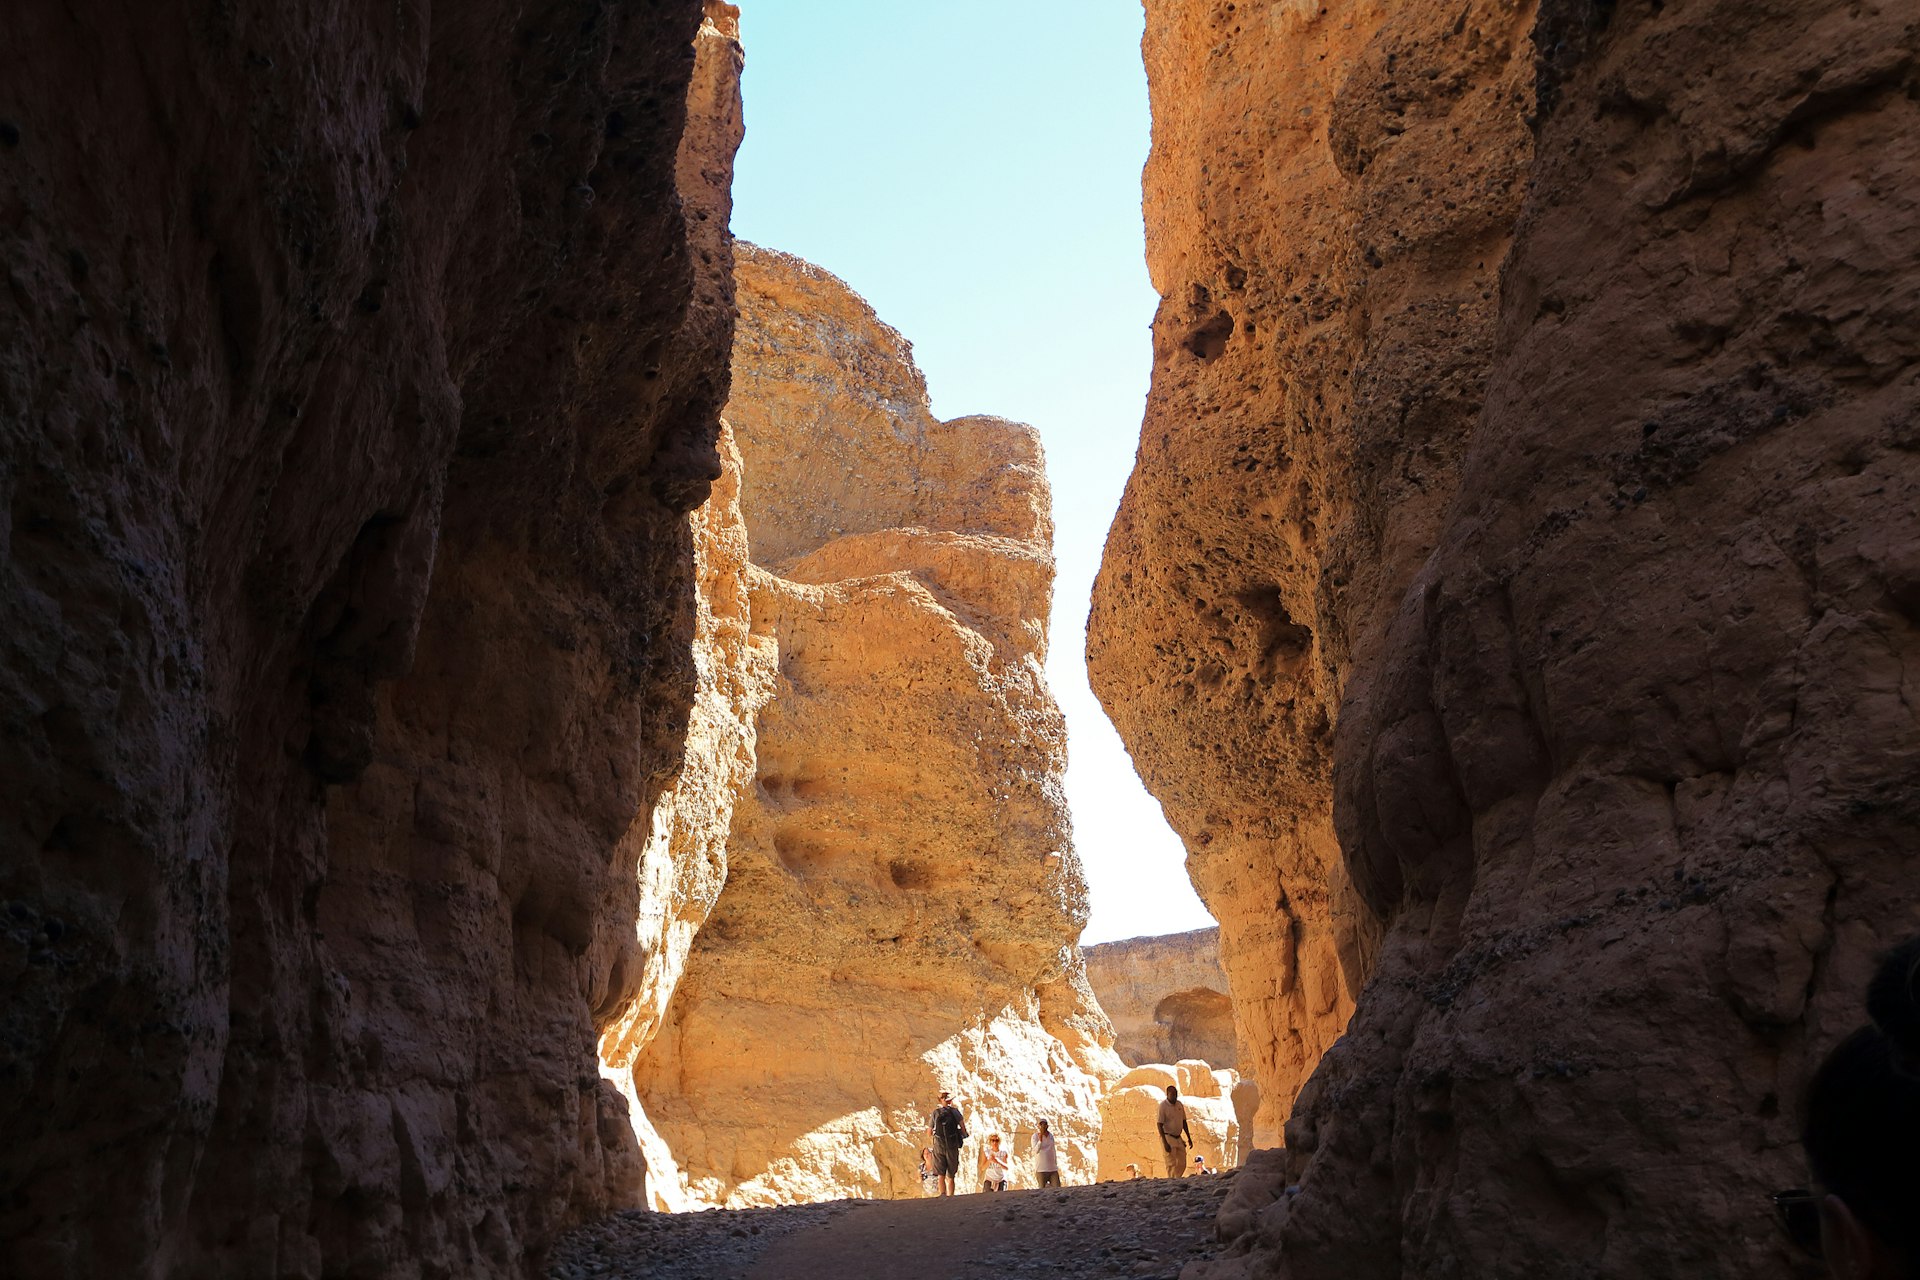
[548,1172,1236,1280]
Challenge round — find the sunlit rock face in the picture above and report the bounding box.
[1096,1062,1241,1181]
[1106,1,1920,1278]
[1,2,737,1275]
[1088,0,1537,1148]
[1084,928,1239,1068]
[630,244,1123,1206]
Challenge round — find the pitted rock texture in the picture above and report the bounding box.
[1087,0,1539,1148]
[630,245,1122,1207]
[1103,2,1920,1278]
[1084,928,1239,1068]
[1,3,737,1275]
[594,4,759,1216]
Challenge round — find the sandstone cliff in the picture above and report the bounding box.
[1,3,739,1275]
[1088,0,1538,1148]
[1098,0,1920,1277]
[629,245,1123,1206]
[1084,928,1239,1068]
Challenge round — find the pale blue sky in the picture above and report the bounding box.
[729,0,1215,943]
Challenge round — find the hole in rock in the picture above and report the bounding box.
[1236,586,1314,675]
[1184,309,1235,361]
[886,859,931,890]
[773,831,843,880]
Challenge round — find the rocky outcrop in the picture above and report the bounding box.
[630,245,1122,1206]
[1087,0,1538,1148]
[1084,928,1239,1068]
[1096,1062,1240,1181]
[592,3,759,1216]
[1100,1,1920,1277]
[1,3,739,1275]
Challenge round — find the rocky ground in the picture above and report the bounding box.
[547,1172,1238,1279]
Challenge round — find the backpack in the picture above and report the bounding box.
[935,1104,967,1145]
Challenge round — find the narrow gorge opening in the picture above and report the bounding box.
[8,0,1916,1277]
[594,1,1256,1213]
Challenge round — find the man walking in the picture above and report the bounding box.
[928,1090,968,1196]
[1158,1084,1193,1177]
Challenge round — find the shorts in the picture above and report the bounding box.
[932,1145,960,1176]
[1037,1170,1062,1188]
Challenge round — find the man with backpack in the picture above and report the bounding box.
[927,1090,968,1196]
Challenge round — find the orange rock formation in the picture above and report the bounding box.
[1089,0,1537,1147]
[1100,1,1920,1276]
[1084,928,1239,1069]
[627,245,1122,1206]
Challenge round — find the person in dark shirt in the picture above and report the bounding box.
[1791,935,1920,1279]
[927,1090,968,1197]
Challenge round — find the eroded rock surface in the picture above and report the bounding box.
[1088,0,1538,1147]
[630,245,1121,1206]
[1095,1062,1240,1181]
[1,3,738,1274]
[1100,1,1920,1277]
[1084,927,1238,1068]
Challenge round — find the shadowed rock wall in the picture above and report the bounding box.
[631,246,1123,1206]
[1101,0,1920,1277]
[1,2,738,1275]
[1084,927,1239,1068]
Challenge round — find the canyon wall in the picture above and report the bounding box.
[1088,0,1539,1145]
[1,3,740,1275]
[1099,0,1920,1277]
[1084,927,1239,1068]
[629,245,1123,1206]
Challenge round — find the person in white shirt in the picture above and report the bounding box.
[1158,1085,1193,1177]
[1033,1118,1061,1188]
[981,1133,1011,1191]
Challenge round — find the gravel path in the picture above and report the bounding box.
[548,1172,1236,1280]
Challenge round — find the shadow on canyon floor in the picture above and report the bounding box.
[551,1166,1237,1280]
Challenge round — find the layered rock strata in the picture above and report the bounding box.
[1088,0,1539,1147]
[1,3,739,1275]
[629,245,1122,1206]
[1084,927,1239,1068]
[1099,0,1920,1277]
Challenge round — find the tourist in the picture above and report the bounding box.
[1034,1118,1062,1188]
[1158,1084,1194,1178]
[919,1146,939,1197]
[1788,934,1919,1279]
[927,1090,968,1197]
[982,1133,1011,1192]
